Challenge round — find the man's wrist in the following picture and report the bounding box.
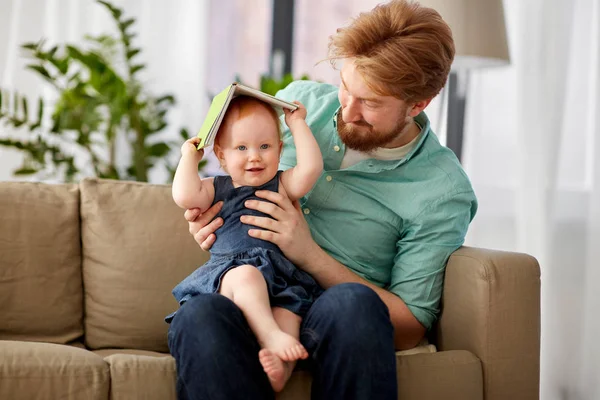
[297,240,325,273]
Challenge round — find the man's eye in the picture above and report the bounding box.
[260,144,270,150]
[362,100,377,109]
[237,145,247,151]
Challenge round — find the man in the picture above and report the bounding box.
[168,1,477,399]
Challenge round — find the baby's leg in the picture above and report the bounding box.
[259,307,305,392]
[219,266,308,361]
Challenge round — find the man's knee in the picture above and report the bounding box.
[172,294,236,326]
[303,283,394,355]
[320,282,389,319]
[169,294,244,356]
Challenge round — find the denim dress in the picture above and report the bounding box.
[166,171,323,322]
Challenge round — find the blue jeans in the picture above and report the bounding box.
[167,283,397,400]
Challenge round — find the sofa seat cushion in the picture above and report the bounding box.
[80,178,209,352]
[92,349,313,400]
[397,350,483,400]
[93,349,176,400]
[90,349,480,400]
[0,182,83,343]
[0,340,109,400]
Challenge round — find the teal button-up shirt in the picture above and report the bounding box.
[276,80,477,330]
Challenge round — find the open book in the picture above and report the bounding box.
[196,83,299,149]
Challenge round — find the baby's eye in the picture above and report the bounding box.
[237,145,247,151]
[260,144,270,150]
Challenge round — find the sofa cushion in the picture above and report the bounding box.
[80,178,209,352]
[397,350,483,400]
[0,340,109,400]
[93,349,176,400]
[91,349,312,400]
[88,349,480,400]
[277,370,312,400]
[0,182,83,344]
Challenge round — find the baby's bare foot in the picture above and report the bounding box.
[259,349,293,392]
[260,330,308,362]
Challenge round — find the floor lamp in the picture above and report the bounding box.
[417,0,511,162]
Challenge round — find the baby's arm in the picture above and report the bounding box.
[172,137,215,211]
[280,102,323,201]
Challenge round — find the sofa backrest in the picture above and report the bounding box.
[80,178,209,352]
[0,182,84,344]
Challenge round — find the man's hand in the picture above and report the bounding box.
[184,202,224,251]
[241,189,319,268]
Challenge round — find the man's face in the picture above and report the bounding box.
[337,60,413,152]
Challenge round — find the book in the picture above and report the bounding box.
[196,83,299,149]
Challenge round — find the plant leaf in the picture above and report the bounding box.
[179,128,189,140]
[156,95,175,105]
[148,142,170,157]
[21,97,28,121]
[130,64,145,75]
[120,18,135,32]
[14,167,38,175]
[26,64,53,80]
[126,48,141,60]
[21,42,39,51]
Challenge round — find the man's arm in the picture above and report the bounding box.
[387,190,476,332]
[241,190,426,350]
[299,241,426,350]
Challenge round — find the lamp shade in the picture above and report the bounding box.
[417,0,510,69]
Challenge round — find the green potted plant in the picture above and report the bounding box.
[0,0,200,182]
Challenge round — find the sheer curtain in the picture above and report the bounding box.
[464,0,600,398]
[0,0,209,183]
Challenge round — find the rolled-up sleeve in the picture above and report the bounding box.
[388,190,477,330]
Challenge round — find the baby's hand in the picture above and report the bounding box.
[284,101,307,127]
[181,137,204,161]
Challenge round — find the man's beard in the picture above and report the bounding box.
[336,112,410,152]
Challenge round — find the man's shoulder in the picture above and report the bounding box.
[403,134,477,216]
[419,134,473,190]
[277,80,339,104]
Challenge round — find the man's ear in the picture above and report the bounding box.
[409,98,432,118]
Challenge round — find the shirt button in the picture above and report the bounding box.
[326,176,332,182]
[303,208,310,215]
[333,145,341,152]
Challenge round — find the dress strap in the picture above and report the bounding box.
[213,175,233,202]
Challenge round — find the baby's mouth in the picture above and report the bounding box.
[246,168,264,172]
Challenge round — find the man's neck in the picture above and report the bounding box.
[382,120,421,149]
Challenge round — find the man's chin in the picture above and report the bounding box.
[339,136,379,152]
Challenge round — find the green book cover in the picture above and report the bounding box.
[196,85,234,149]
[196,83,298,149]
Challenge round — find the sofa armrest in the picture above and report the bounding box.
[436,246,541,400]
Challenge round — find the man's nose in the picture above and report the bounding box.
[342,99,362,123]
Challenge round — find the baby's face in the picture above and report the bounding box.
[216,108,282,188]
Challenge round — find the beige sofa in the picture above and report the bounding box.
[0,178,541,400]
